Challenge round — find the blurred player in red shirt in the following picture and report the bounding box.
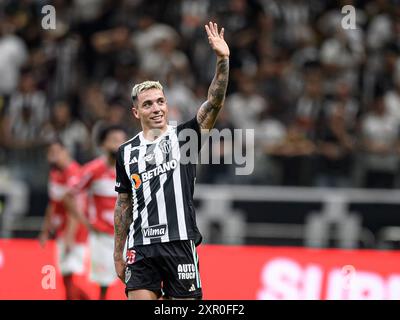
[39,139,89,300]
[70,125,127,299]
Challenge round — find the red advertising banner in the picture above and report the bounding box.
[0,239,399,299]
[199,245,400,300]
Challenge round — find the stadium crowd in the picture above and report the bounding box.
[2,0,400,193]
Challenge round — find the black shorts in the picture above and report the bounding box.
[125,240,202,299]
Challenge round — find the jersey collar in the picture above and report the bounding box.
[139,125,173,145]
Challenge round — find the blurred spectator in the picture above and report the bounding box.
[294,65,325,140]
[91,98,140,156]
[226,73,267,130]
[365,44,400,105]
[269,123,316,186]
[314,80,359,187]
[273,0,315,50]
[42,101,91,163]
[256,106,287,184]
[0,13,28,99]
[366,0,393,51]
[320,27,364,94]
[79,83,108,129]
[37,22,80,102]
[164,72,198,123]
[360,90,400,189]
[198,108,236,184]
[131,14,185,83]
[2,69,48,149]
[91,26,136,79]
[180,0,210,39]
[257,32,292,109]
[1,68,48,188]
[384,60,400,123]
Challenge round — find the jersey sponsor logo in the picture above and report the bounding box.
[142,224,167,238]
[126,249,136,264]
[131,174,142,190]
[159,139,171,154]
[141,159,177,183]
[177,264,196,280]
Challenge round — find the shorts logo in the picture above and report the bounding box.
[125,268,131,283]
[131,174,142,190]
[189,284,196,292]
[126,249,136,265]
[159,139,171,154]
[142,224,167,238]
[177,264,196,280]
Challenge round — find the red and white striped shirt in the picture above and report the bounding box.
[75,157,117,235]
[48,161,88,243]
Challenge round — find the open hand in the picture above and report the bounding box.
[205,21,230,58]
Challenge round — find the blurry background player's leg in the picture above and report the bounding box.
[62,273,90,300]
[89,231,118,300]
[100,286,108,300]
[57,239,90,300]
[62,274,75,300]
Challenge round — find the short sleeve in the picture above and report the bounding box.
[177,116,206,154]
[115,146,131,193]
[72,164,94,193]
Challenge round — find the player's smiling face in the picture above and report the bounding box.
[133,88,168,131]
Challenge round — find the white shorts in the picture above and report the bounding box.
[56,239,86,276]
[89,232,117,286]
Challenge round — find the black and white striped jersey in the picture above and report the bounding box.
[115,117,203,248]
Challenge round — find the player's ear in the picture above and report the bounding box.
[132,105,140,119]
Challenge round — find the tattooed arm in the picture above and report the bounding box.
[113,192,133,282]
[197,21,230,130]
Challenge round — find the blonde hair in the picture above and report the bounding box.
[131,80,164,104]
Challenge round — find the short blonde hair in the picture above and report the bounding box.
[131,80,164,104]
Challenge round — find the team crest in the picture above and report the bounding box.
[159,139,171,154]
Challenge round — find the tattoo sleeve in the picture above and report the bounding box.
[197,56,229,130]
[113,193,133,260]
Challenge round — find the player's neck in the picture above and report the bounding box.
[105,155,116,167]
[58,158,72,170]
[142,125,168,142]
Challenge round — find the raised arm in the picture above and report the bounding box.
[113,192,133,282]
[197,21,230,130]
